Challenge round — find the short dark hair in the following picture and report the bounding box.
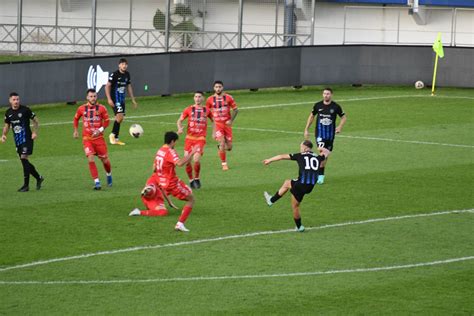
[195,91,204,96]
[164,131,179,144]
[119,58,128,64]
[9,92,19,98]
[302,140,313,149]
[213,80,224,86]
[86,88,96,95]
[323,87,333,94]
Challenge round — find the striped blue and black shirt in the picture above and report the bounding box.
[108,70,131,104]
[290,151,326,186]
[4,105,35,146]
[312,101,345,141]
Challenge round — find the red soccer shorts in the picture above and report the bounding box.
[214,123,232,142]
[165,179,192,200]
[83,137,108,158]
[184,139,206,155]
[141,195,168,214]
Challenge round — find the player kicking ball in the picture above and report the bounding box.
[129,173,178,217]
[154,131,197,232]
[73,89,113,190]
[177,91,213,189]
[263,140,329,232]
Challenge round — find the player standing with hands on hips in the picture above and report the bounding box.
[106,58,138,146]
[1,92,44,192]
[304,87,346,184]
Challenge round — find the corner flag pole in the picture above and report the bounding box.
[431,33,444,96]
[431,52,439,96]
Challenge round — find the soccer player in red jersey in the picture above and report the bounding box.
[128,173,178,217]
[177,91,213,189]
[205,80,238,171]
[155,131,197,232]
[73,89,112,190]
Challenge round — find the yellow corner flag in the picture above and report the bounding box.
[431,33,444,96]
[432,33,444,58]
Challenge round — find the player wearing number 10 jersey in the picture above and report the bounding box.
[154,131,197,232]
[263,140,329,232]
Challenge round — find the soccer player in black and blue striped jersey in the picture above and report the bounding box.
[263,140,329,232]
[105,58,138,146]
[304,87,346,184]
[1,92,44,192]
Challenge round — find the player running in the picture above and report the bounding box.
[303,87,346,184]
[263,140,329,232]
[105,58,138,146]
[1,92,44,192]
[206,80,238,171]
[73,89,112,190]
[154,131,197,232]
[129,173,178,217]
[177,91,213,189]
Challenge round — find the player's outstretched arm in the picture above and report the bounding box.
[263,154,291,165]
[176,117,184,134]
[1,123,9,143]
[304,113,314,139]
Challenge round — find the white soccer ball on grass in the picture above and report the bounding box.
[415,81,425,89]
[129,124,144,138]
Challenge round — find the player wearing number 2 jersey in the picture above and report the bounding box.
[262,140,329,232]
[153,131,197,232]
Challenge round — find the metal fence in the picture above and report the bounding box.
[0,0,473,56]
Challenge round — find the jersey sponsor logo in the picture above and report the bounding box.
[13,126,23,133]
[117,86,126,94]
[320,117,333,126]
[10,120,20,124]
[87,65,109,93]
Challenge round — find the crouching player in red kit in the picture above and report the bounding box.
[129,173,178,217]
[177,91,212,189]
[73,89,112,190]
[135,131,197,232]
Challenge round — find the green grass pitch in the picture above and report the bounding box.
[0,85,473,314]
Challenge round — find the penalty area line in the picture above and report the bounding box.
[0,256,473,285]
[0,209,472,273]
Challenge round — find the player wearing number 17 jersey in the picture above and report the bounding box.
[73,89,112,190]
[177,91,213,189]
[206,80,238,171]
[154,131,197,232]
[263,140,329,232]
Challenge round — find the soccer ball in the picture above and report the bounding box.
[415,81,424,89]
[129,124,144,138]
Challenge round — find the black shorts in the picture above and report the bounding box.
[112,101,126,115]
[290,180,314,203]
[16,141,33,156]
[316,139,333,151]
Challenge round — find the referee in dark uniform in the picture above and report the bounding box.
[105,58,138,146]
[263,140,329,232]
[1,92,44,192]
[304,87,347,184]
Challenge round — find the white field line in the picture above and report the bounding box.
[39,94,474,127]
[0,209,472,273]
[127,121,474,149]
[1,256,472,285]
[0,160,8,162]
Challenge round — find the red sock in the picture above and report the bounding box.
[194,162,201,179]
[218,150,226,163]
[88,161,98,179]
[178,205,193,223]
[102,159,111,173]
[185,163,193,180]
[140,209,168,216]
